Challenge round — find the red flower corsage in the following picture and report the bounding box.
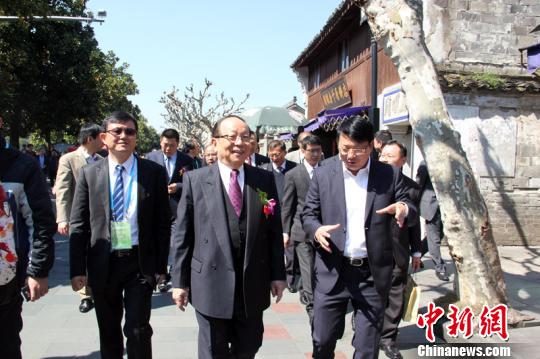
[257,189,276,218]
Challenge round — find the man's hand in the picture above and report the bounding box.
[411,256,422,271]
[376,202,407,228]
[71,275,87,292]
[283,233,290,248]
[172,287,189,311]
[27,277,49,302]
[271,280,286,303]
[57,222,69,236]
[168,183,178,194]
[314,224,340,253]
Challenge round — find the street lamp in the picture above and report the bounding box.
[0,10,106,24]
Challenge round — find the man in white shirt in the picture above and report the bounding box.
[302,116,417,358]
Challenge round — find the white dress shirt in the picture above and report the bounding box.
[108,154,139,246]
[303,161,317,179]
[343,159,370,258]
[272,161,286,173]
[217,160,245,195]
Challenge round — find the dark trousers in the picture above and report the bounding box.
[312,263,385,359]
[195,310,264,359]
[93,252,154,359]
[425,210,446,272]
[285,244,300,290]
[295,241,315,320]
[380,265,407,344]
[0,279,23,359]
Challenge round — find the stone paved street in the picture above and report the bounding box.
[21,236,540,358]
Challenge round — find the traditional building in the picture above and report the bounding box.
[291,0,540,245]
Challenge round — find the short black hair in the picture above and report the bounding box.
[211,115,249,137]
[337,116,374,143]
[161,128,180,142]
[375,130,393,144]
[267,140,286,152]
[78,123,103,145]
[385,139,408,158]
[301,135,322,149]
[102,111,138,132]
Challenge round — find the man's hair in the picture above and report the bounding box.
[102,111,138,132]
[337,116,374,143]
[78,123,103,145]
[301,135,322,149]
[297,131,311,145]
[182,142,196,153]
[375,130,393,145]
[385,139,408,158]
[267,140,286,152]
[161,128,180,142]
[211,115,248,137]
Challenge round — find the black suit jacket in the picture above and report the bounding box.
[69,156,171,291]
[254,153,270,166]
[258,160,297,202]
[391,175,422,269]
[302,159,417,298]
[281,164,313,243]
[416,160,439,221]
[171,163,285,319]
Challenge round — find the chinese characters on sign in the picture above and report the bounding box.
[417,303,509,342]
[320,78,351,109]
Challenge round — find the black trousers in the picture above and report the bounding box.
[425,210,446,272]
[93,252,154,359]
[380,265,408,344]
[294,241,315,320]
[312,262,386,359]
[195,310,264,359]
[0,279,23,359]
[285,244,300,290]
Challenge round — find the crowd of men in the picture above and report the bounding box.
[0,112,448,359]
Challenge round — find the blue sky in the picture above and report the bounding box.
[87,1,340,130]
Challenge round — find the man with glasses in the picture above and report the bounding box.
[302,116,417,358]
[55,123,103,313]
[69,111,171,359]
[171,115,286,359]
[146,129,194,292]
[282,135,323,326]
[260,140,298,293]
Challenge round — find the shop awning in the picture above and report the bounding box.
[304,106,371,132]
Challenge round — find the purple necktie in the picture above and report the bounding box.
[229,169,242,217]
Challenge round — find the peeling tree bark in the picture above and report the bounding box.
[357,0,530,324]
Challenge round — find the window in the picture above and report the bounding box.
[338,39,349,72]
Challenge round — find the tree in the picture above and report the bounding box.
[136,115,159,155]
[160,78,249,148]
[356,0,530,324]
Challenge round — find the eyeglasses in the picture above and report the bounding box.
[214,134,251,143]
[268,152,285,158]
[339,145,370,155]
[107,128,137,137]
[304,148,322,154]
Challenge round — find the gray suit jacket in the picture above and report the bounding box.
[171,163,286,319]
[302,158,417,297]
[55,147,102,224]
[69,156,171,290]
[416,160,439,221]
[281,164,313,242]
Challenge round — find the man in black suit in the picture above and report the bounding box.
[302,116,417,358]
[171,115,286,359]
[260,140,297,292]
[246,132,270,166]
[379,140,422,359]
[70,111,171,359]
[416,160,448,281]
[146,129,194,291]
[281,134,322,324]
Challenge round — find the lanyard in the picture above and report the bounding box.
[109,159,137,221]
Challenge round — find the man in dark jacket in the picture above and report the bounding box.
[0,125,56,359]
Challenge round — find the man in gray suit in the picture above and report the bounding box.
[171,115,286,359]
[70,111,171,358]
[55,123,103,313]
[281,134,322,324]
[416,160,448,281]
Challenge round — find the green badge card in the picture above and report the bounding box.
[111,221,132,250]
